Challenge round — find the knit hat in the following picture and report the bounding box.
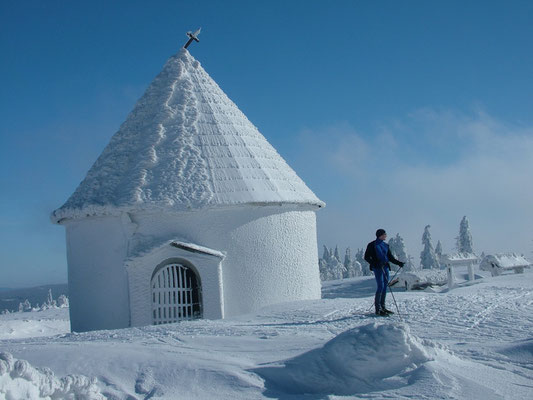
[376,229,386,238]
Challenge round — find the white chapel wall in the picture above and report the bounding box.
[65,216,130,332]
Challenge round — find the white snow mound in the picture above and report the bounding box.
[0,352,104,400]
[254,322,433,395]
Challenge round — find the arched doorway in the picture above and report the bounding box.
[151,261,202,325]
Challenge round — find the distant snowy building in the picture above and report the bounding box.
[480,253,531,276]
[51,49,324,332]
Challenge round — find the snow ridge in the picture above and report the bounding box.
[52,50,323,223]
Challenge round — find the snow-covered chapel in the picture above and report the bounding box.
[51,48,324,332]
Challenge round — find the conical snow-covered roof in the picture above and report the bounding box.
[52,49,323,223]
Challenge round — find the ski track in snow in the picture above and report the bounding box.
[1,271,532,399]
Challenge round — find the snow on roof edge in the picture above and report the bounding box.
[51,199,325,225]
[170,241,225,258]
[124,237,225,262]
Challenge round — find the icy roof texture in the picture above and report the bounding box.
[52,49,324,223]
[481,253,531,268]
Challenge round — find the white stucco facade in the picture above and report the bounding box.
[63,204,321,332]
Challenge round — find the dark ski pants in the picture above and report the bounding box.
[373,267,389,311]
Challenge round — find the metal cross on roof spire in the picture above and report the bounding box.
[183,28,201,49]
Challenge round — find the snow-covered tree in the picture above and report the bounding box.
[388,233,415,271]
[352,260,363,276]
[334,246,341,263]
[18,299,32,312]
[329,249,346,280]
[319,245,346,281]
[322,246,330,261]
[456,216,474,254]
[408,254,415,269]
[39,288,58,310]
[57,295,69,308]
[319,246,333,281]
[319,257,330,281]
[343,247,361,278]
[435,240,443,257]
[420,225,440,269]
[343,247,352,278]
[355,248,371,276]
[435,240,443,268]
[46,289,57,308]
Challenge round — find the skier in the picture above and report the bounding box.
[364,229,405,316]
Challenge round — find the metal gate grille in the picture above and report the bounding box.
[151,263,201,325]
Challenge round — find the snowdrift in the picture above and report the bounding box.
[254,322,434,395]
[497,338,533,365]
[0,352,103,400]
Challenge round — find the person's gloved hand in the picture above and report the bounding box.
[398,261,405,268]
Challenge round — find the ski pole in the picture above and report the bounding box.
[388,267,401,287]
[387,282,402,321]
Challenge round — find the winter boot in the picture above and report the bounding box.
[376,308,388,316]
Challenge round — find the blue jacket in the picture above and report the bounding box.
[364,240,402,271]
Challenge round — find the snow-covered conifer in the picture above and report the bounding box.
[334,246,341,262]
[343,248,351,278]
[19,299,32,312]
[435,240,443,268]
[319,258,330,281]
[355,248,371,275]
[456,216,474,254]
[352,260,363,276]
[45,288,57,308]
[407,255,416,271]
[420,225,440,269]
[388,233,414,271]
[322,246,330,261]
[343,247,359,278]
[330,250,346,280]
[435,240,443,257]
[319,245,345,281]
[57,295,69,308]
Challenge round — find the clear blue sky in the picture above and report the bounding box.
[1,0,532,287]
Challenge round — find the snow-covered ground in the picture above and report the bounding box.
[1,269,532,399]
[0,309,69,341]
